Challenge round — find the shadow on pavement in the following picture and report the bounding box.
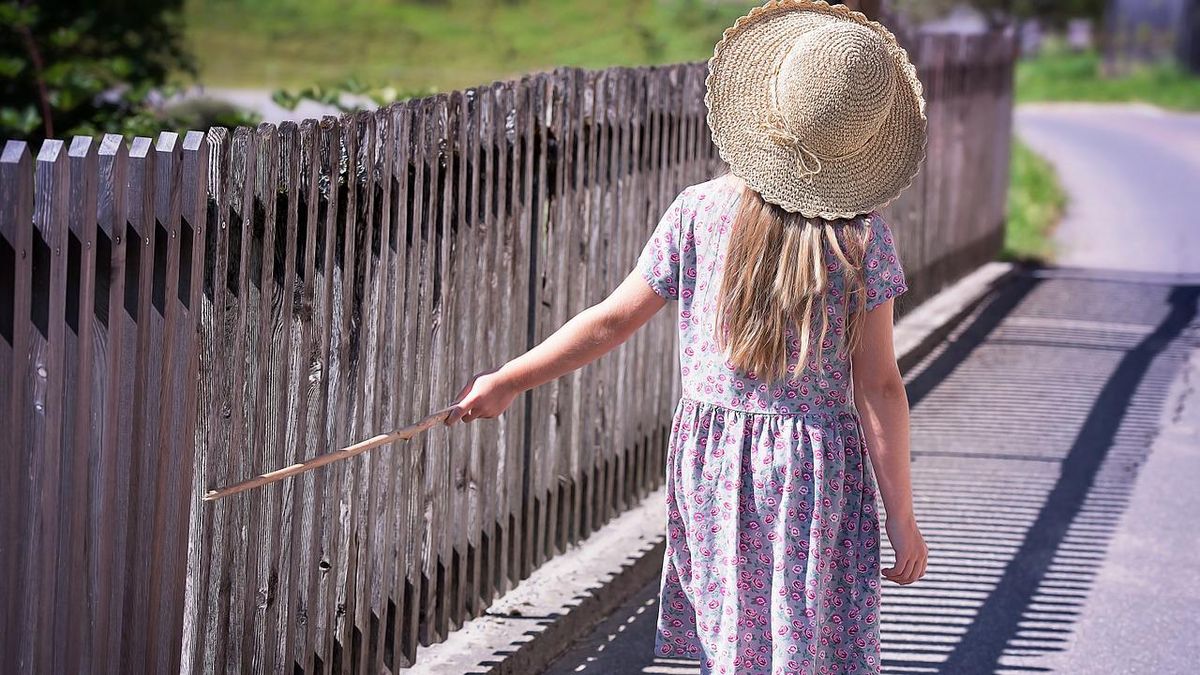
[543,269,1200,674]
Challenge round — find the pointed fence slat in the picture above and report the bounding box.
[0,140,34,672]
[60,135,97,675]
[0,39,1016,671]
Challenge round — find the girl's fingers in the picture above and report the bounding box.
[883,557,905,579]
[886,556,916,583]
[904,556,921,583]
[446,403,468,426]
[903,555,925,584]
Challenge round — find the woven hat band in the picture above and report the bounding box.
[772,21,897,160]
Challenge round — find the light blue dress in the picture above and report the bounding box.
[635,175,909,674]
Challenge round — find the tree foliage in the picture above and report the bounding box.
[0,0,254,142]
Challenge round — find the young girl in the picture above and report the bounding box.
[445,1,928,672]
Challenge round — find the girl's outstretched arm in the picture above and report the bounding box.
[851,297,928,585]
[443,268,668,426]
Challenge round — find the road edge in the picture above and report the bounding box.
[410,260,1018,675]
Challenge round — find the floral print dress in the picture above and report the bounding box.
[635,174,909,674]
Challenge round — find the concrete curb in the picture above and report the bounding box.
[411,489,669,674]
[409,260,1018,674]
[894,262,1016,373]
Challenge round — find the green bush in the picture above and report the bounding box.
[0,0,256,143]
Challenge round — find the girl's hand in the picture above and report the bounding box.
[445,367,520,426]
[882,513,928,585]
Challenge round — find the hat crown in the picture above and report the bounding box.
[773,21,897,159]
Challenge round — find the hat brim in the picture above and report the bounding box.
[704,0,928,219]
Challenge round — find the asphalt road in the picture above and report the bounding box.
[1015,103,1200,275]
[543,104,1200,674]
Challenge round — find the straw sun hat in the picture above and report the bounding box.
[704,0,927,219]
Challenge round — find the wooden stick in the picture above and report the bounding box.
[202,405,458,502]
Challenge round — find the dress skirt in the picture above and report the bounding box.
[654,396,884,675]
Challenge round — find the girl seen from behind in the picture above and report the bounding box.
[446,2,929,672]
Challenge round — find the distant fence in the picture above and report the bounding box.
[0,29,1015,674]
[1103,0,1200,73]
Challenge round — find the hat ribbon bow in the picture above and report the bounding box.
[757,108,826,184]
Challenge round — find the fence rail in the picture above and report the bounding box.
[0,28,1015,674]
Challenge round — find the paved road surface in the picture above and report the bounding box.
[1015,103,1200,275]
[543,104,1200,674]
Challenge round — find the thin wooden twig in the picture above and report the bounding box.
[202,405,458,502]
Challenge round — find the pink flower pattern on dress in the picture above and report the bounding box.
[635,175,908,674]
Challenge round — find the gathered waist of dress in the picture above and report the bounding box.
[677,395,858,418]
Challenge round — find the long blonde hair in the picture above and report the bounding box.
[714,181,870,384]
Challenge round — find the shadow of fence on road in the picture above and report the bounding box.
[881,270,1199,674]
[542,269,1200,675]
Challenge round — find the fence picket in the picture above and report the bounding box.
[0,140,34,672]
[90,133,128,675]
[174,129,209,674]
[26,139,69,675]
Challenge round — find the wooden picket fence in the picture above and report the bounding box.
[1102,0,1199,72]
[0,29,1015,675]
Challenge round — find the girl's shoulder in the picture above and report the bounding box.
[674,174,743,220]
[683,173,742,201]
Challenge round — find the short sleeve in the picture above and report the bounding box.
[635,190,686,301]
[862,212,908,312]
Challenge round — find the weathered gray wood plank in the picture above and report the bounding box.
[474,85,501,610]
[300,116,341,675]
[460,85,487,619]
[446,88,473,632]
[27,140,69,675]
[56,135,97,674]
[0,141,34,672]
[246,120,285,672]
[347,109,378,675]
[383,100,417,671]
[184,126,229,675]
[327,113,360,675]
[360,106,396,675]
[173,129,208,675]
[398,97,431,665]
[491,80,518,599]
[277,118,317,673]
[528,73,552,571]
[144,131,184,674]
[432,92,455,643]
[213,126,259,671]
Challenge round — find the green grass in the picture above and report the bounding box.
[1017,44,1200,112]
[182,0,759,90]
[1003,139,1066,263]
[1009,43,1200,261]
